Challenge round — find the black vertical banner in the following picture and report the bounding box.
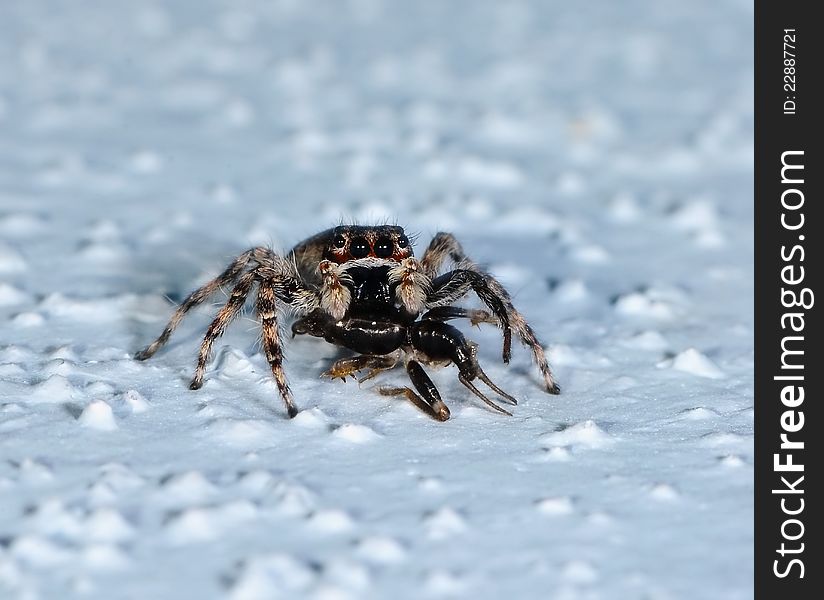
[755,1,822,598]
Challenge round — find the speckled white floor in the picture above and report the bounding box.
[1,1,753,598]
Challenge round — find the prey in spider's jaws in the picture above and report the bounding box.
[135,224,559,421]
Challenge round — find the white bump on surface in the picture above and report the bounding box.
[229,553,316,600]
[622,330,669,351]
[670,199,719,232]
[0,213,46,237]
[291,407,330,429]
[119,389,150,413]
[207,419,278,447]
[667,348,725,379]
[30,375,74,403]
[356,536,407,564]
[536,496,575,516]
[165,508,217,544]
[679,407,720,421]
[158,471,218,504]
[332,423,381,443]
[718,454,746,468]
[608,192,641,223]
[11,311,45,327]
[424,507,467,540]
[539,446,572,462]
[572,244,609,264]
[78,401,118,431]
[0,244,28,272]
[0,363,26,379]
[418,476,444,492]
[649,483,680,502]
[85,508,135,542]
[561,560,599,584]
[215,348,257,380]
[306,509,355,533]
[424,569,467,596]
[265,481,317,517]
[17,458,55,484]
[614,293,674,320]
[10,535,74,567]
[82,544,131,570]
[236,470,276,496]
[41,358,74,377]
[541,420,613,449]
[26,499,83,539]
[129,150,164,173]
[323,558,372,591]
[554,279,589,302]
[0,283,28,305]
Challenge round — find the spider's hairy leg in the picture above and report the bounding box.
[135,248,259,361]
[420,232,560,395]
[419,232,475,278]
[379,361,450,421]
[257,280,299,418]
[426,269,513,362]
[507,310,560,394]
[189,272,256,390]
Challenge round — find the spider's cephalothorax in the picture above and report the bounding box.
[135,225,559,421]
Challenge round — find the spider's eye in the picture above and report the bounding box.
[397,235,409,249]
[333,235,346,249]
[374,237,393,258]
[350,237,370,258]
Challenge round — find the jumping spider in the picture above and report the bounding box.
[135,225,559,421]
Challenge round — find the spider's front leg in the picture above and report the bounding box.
[135,247,263,361]
[257,280,299,418]
[420,232,560,395]
[253,258,327,418]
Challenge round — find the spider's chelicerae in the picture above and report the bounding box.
[135,225,559,421]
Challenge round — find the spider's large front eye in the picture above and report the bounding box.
[333,235,346,249]
[374,237,393,258]
[350,237,370,258]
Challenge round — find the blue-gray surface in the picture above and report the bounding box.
[0,1,753,599]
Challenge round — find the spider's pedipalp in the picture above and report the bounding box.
[388,257,431,315]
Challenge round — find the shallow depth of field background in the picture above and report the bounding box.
[0,1,753,599]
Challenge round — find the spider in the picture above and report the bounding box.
[135,225,559,421]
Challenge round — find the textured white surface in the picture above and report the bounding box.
[1,1,752,598]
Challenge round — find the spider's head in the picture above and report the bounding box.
[325,225,413,264]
